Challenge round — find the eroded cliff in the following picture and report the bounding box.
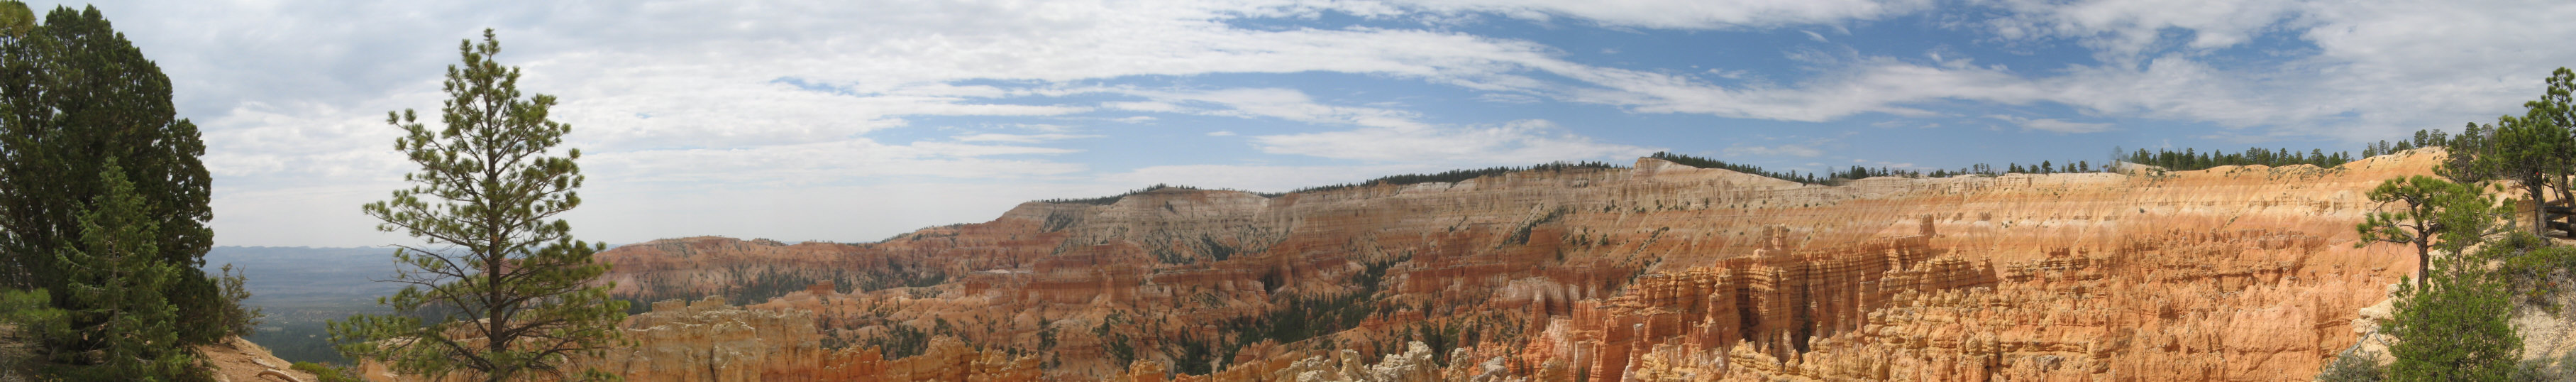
[580,150,2440,381]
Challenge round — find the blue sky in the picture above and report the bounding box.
[26,0,2576,246]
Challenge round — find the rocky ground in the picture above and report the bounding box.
[199,336,317,382]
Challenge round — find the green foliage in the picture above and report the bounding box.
[2483,117,2572,232]
[0,288,65,379]
[45,160,206,381]
[2423,124,2497,184]
[2121,146,2352,171]
[679,265,943,305]
[1506,208,1565,246]
[0,1,241,351]
[1162,334,1219,375]
[292,361,363,382]
[1209,252,1410,368]
[1654,151,2106,184]
[2357,175,2512,285]
[0,1,28,38]
[2478,232,2576,310]
[2463,72,2576,235]
[861,324,932,359]
[328,30,626,382]
[212,264,261,338]
[1200,235,1237,261]
[2385,234,2522,382]
[2318,349,2386,382]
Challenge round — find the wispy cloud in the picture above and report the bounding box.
[1251,119,1655,164]
[953,133,1102,143]
[1985,114,2114,133]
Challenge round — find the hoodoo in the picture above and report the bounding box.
[574,151,2441,381]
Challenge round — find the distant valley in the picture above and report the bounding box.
[201,246,403,364]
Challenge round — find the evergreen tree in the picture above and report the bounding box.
[2357,175,2511,286]
[2525,68,2576,222]
[2384,231,2522,382]
[45,160,200,381]
[328,30,627,382]
[0,3,249,377]
[2438,123,2494,184]
[2480,114,2570,234]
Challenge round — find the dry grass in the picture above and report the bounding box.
[0,323,30,382]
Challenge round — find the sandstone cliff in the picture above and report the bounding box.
[579,151,2445,381]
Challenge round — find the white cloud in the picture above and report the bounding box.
[1251,119,1655,164]
[1206,131,1237,136]
[1984,114,2115,133]
[56,0,2576,246]
[1952,0,2576,140]
[1001,124,1075,132]
[1105,101,1189,113]
[1976,0,2304,62]
[1363,0,1934,29]
[586,139,1084,185]
[953,133,1101,143]
[1121,87,1431,129]
[563,182,1129,246]
[1475,92,1543,104]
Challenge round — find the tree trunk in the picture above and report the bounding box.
[2530,182,2549,234]
[2416,238,2431,288]
[2556,171,2574,237]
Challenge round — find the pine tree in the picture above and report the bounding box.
[2384,234,2521,382]
[47,160,200,381]
[328,30,627,382]
[2525,68,2576,223]
[2357,175,2511,286]
[2482,114,2571,234]
[2437,123,2494,184]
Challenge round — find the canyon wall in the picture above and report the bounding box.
[573,151,2439,381]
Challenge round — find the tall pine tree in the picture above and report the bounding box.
[329,30,626,382]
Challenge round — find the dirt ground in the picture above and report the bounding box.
[196,336,319,382]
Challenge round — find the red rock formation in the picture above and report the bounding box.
[570,151,2440,381]
[358,297,1042,382]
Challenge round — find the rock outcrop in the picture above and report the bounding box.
[357,296,1043,382]
[575,151,2445,381]
[198,336,318,382]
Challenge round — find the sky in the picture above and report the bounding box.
[21,0,2576,247]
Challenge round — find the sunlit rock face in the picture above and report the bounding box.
[577,151,2438,381]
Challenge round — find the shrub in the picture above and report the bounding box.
[2318,349,2385,382]
[290,361,362,382]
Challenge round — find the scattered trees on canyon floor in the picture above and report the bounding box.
[0,2,261,381]
[325,30,629,382]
